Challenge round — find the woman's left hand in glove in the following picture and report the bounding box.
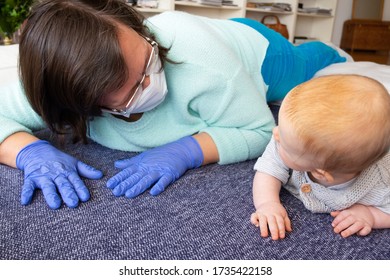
[106,136,204,198]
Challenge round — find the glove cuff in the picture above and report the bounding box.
[178,136,204,169]
[16,140,50,170]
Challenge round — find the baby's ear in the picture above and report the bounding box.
[311,169,334,184]
[273,126,280,142]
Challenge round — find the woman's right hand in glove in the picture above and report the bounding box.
[16,140,103,209]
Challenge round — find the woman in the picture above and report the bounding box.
[0,0,346,209]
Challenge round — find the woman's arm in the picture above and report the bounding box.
[0,131,103,209]
[0,132,39,167]
[0,80,47,166]
[192,132,219,165]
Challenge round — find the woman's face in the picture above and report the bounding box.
[99,24,152,111]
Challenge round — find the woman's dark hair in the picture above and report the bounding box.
[19,0,170,143]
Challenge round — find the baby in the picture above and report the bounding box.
[251,74,390,240]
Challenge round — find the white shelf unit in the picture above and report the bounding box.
[245,0,297,41]
[135,0,245,18]
[132,0,338,42]
[244,0,337,42]
[295,0,337,42]
[174,1,245,18]
[135,0,174,17]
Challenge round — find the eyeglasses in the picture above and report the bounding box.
[101,36,159,116]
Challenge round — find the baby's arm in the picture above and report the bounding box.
[331,204,390,238]
[251,171,292,240]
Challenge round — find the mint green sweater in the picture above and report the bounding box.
[0,12,275,165]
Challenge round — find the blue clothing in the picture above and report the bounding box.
[231,18,346,101]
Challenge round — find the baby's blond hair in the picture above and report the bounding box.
[281,74,390,173]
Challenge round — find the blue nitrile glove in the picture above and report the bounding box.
[107,136,204,198]
[16,140,103,209]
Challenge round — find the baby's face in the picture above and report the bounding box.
[274,111,318,172]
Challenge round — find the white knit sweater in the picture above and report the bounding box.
[254,137,390,214]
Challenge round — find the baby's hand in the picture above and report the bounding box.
[331,204,374,238]
[251,201,292,240]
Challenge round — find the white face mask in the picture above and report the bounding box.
[101,40,168,119]
[126,58,168,116]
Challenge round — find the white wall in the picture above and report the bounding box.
[384,0,390,20]
[331,0,353,46]
[331,0,390,46]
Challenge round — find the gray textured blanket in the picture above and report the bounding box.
[1,106,389,259]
